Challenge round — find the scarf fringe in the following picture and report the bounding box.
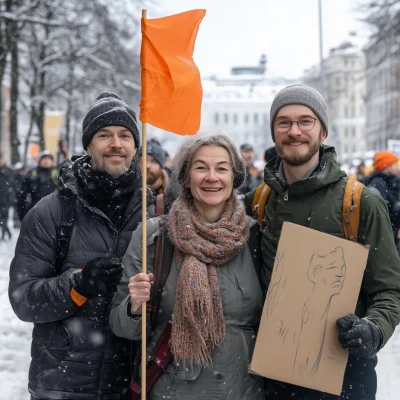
[168,195,249,367]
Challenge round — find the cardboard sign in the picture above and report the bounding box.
[250,222,369,395]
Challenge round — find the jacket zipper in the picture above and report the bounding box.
[284,190,289,201]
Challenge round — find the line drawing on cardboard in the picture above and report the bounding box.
[266,252,287,318]
[292,247,347,381]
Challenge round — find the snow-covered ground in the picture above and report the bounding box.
[0,225,399,399]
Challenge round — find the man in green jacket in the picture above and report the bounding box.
[245,84,400,399]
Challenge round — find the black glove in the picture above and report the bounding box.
[73,257,123,297]
[336,314,382,358]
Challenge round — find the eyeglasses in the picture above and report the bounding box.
[274,117,317,133]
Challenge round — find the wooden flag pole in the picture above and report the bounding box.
[141,8,148,397]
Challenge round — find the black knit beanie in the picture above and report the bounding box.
[138,139,166,169]
[82,92,140,150]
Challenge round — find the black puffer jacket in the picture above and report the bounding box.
[364,171,400,237]
[9,156,155,399]
[17,166,58,220]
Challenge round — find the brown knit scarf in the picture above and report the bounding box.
[168,194,249,367]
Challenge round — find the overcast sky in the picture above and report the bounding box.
[153,0,369,79]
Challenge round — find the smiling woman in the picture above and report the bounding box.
[110,134,265,399]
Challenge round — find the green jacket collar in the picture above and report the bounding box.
[264,145,346,195]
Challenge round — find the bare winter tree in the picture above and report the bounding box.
[0,0,152,163]
[359,0,400,63]
[357,0,400,149]
[0,0,41,162]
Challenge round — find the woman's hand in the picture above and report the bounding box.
[128,272,154,314]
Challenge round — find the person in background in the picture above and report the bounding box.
[138,139,169,196]
[356,161,367,182]
[12,162,26,228]
[238,143,263,197]
[363,151,400,244]
[0,151,15,240]
[17,150,57,220]
[9,91,155,400]
[110,134,264,399]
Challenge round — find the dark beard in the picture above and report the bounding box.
[147,171,161,186]
[279,141,320,166]
[276,133,323,166]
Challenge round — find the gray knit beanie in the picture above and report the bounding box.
[82,92,140,150]
[270,84,328,142]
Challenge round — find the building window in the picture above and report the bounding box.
[263,113,268,125]
[244,113,249,124]
[214,113,219,124]
[233,113,238,124]
[224,113,229,124]
[352,127,356,137]
[344,127,348,137]
[254,113,258,125]
[344,105,348,118]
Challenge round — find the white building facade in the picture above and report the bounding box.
[303,42,367,168]
[200,58,292,158]
[364,37,400,152]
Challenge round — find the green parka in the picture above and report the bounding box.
[245,145,400,347]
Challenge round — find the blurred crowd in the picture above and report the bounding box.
[2,143,400,250]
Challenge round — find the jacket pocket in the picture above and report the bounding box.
[165,360,202,381]
[32,321,71,362]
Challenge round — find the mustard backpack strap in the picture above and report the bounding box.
[342,173,364,242]
[252,182,272,231]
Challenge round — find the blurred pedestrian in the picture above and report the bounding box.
[110,134,264,399]
[17,150,58,220]
[9,91,155,400]
[238,143,263,196]
[12,162,26,227]
[356,161,367,182]
[0,151,15,241]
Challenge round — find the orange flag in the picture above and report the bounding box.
[139,9,206,135]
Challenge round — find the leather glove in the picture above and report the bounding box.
[73,257,123,297]
[336,314,382,358]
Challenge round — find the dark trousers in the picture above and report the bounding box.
[265,355,377,400]
[0,218,11,240]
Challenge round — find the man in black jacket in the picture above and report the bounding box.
[9,92,155,400]
[17,150,58,220]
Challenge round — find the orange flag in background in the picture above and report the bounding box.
[139,9,206,135]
